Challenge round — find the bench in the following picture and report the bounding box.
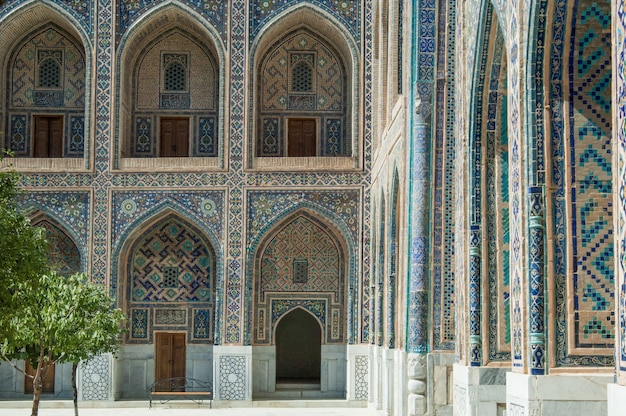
[149,377,213,408]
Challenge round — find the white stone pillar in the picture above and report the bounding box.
[212,345,252,401]
[78,353,114,401]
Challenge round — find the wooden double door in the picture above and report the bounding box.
[154,332,186,391]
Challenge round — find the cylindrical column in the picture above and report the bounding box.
[528,186,545,374]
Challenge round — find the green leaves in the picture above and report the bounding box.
[1,271,126,364]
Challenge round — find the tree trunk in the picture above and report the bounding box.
[72,362,79,416]
[31,363,45,416]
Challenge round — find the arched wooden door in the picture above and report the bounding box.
[275,308,321,383]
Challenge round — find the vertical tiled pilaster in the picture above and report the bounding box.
[527,187,545,374]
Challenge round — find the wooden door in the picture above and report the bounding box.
[24,361,55,394]
[155,332,186,391]
[160,118,189,157]
[287,118,316,157]
[33,115,63,158]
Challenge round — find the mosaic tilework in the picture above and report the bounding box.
[485,23,510,361]
[9,115,27,153]
[550,0,614,366]
[507,0,523,369]
[79,354,111,400]
[34,218,82,276]
[246,194,359,342]
[247,189,360,246]
[387,175,398,349]
[131,308,149,339]
[257,30,348,156]
[0,0,94,34]
[432,0,457,351]
[407,0,436,354]
[6,24,86,157]
[130,218,213,302]
[18,191,91,248]
[466,0,494,365]
[528,187,545,374]
[118,0,228,41]
[570,0,614,351]
[69,116,86,155]
[615,0,626,378]
[250,0,361,41]
[111,190,224,250]
[375,200,385,347]
[218,356,246,400]
[3,0,371,364]
[358,0,372,347]
[91,0,114,286]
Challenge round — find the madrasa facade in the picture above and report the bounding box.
[1,0,626,415]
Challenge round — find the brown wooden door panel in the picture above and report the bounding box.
[160,118,189,157]
[24,361,55,394]
[33,115,63,158]
[288,118,316,157]
[154,332,186,391]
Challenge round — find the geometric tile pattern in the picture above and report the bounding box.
[253,214,345,344]
[407,0,436,354]
[218,356,246,400]
[507,0,523,370]
[257,31,347,156]
[34,218,82,276]
[79,354,111,401]
[354,355,368,400]
[250,0,361,40]
[118,0,228,39]
[4,0,371,397]
[18,191,91,249]
[6,25,86,157]
[547,0,615,367]
[570,0,614,351]
[484,23,510,362]
[130,218,212,302]
[431,0,456,350]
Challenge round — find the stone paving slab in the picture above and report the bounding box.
[0,401,376,416]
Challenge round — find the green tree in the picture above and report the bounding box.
[0,151,126,416]
[0,150,49,307]
[1,272,126,416]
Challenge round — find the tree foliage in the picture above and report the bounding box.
[0,152,126,415]
[1,272,126,416]
[0,151,48,310]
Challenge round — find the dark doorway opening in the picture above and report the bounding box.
[275,308,321,384]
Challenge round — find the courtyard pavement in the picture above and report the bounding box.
[0,400,377,416]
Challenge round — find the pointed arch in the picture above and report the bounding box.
[248,3,360,168]
[247,205,354,346]
[112,202,223,296]
[29,211,83,276]
[115,1,226,168]
[387,168,400,349]
[115,209,218,344]
[1,1,92,168]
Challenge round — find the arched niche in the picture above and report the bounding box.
[116,3,225,170]
[252,209,348,346]
[30,213,81,276]
[248,4,360,170]
[117,212,216,344]
[1,1,91,171]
